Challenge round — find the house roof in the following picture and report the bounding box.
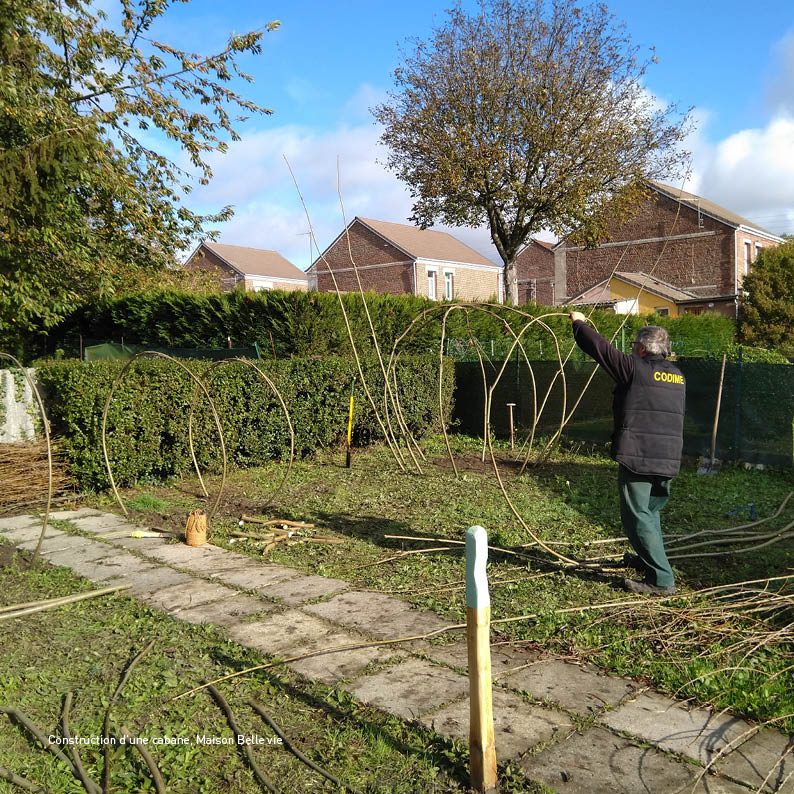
[649,181,780,237]
[566,271,697,306]
[613,271,698,302]
[532,238,555,252]
[202,243,306,280]
[356,217,497,267]
[565,279,614,306]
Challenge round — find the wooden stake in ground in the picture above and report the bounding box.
[346,377,355,469]
[506,403,516,450]
[466,525,498,793]
[185,509,207,546]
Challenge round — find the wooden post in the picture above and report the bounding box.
[506,403,516,450]
[185,509,207,546]
[466,525,498,793]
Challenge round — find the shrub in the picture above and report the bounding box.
[36,355,453,489]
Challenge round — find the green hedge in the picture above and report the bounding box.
[37,355,454,489]
[28,287,742,363]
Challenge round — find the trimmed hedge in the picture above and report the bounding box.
[29,287,741,363]
[37,355,454,489]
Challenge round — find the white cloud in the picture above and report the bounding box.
[685,117,794,236]
[766,30,794,118]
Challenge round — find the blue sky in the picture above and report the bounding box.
[140,0,794,267]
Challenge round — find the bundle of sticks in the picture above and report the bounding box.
[0,441,72,511]
[232,514,343,556]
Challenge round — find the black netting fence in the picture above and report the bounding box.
[453,355,794,466]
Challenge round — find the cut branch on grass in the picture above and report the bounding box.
[204,684,279,794]
[61,692,99,794]
[102,640,155,793]
[0,764,42,792]
[0,584,131,622]
[249,700,362,794]
[120,727,166,794]
[0,706,97,791]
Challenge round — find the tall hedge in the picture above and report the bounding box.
[36,355,454,489]
[29,287,739,363]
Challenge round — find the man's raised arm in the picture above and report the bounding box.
[569,311,634,386]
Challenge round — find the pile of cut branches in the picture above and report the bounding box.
[0,441,72,511]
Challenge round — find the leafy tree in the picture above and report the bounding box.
[739,240,794,352]
[373,0,690,303]
[0,0,278,352]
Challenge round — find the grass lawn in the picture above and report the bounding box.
[3,434,793,792]
[95,435,794,731]
[0,545,499,794]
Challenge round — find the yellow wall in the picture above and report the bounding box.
[609,277,678,317]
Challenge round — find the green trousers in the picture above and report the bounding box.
[618,464,675,588]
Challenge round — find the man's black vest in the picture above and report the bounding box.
[612,355,686,478]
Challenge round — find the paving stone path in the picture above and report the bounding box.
[2,510,792,793]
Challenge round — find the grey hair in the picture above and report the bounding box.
[635,326,671,357]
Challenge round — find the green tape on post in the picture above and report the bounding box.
[466,525,490,609]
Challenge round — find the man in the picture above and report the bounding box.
[570,311,685,595]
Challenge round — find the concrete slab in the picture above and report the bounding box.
[166,548,252,575]
[223,610,392,685]
[347,658,468,721]
[140,580,240,614]
[174,592,273,627]
[718,728,794,793]
[135,541,218,567]
[68,554,159,583]
[208,563,302,593]
[601,692,753,767]
[673,775,766,794]
[106,533,171,552]
[123,567,196,597]
[263,573,349,605]
[502,659,637,713]
[424,639,541,676]
[17,533,96,554]
[0,514,39,532]
[0,523,62,544]
[521,726,696,794]
[43,542,120,569]
[48,508,103,520]
[421,688,573,761]
[303,591,453,641]
[70,514,130,534]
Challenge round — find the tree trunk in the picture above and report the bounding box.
[505,260,519,305]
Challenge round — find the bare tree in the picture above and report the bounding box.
[374,0,691,303]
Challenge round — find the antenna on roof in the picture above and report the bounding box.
[297,231,312,267]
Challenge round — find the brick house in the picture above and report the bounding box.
[184,242,308,292]
[567,272,700,317]
[554,181,783,317]
[308,217,503,302]
[514,238,555,305]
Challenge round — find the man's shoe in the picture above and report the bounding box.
[622,553,645,571]
[623,578,677,596]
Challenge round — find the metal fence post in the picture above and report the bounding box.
[733,346,743,460]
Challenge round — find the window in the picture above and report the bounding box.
[744,241,752,276]
[655,307,670,316]
[755,242,762,261]
[444,271,454,300]
[685,306,704,315]
[427,270,437,300]
[527,279,537,302]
